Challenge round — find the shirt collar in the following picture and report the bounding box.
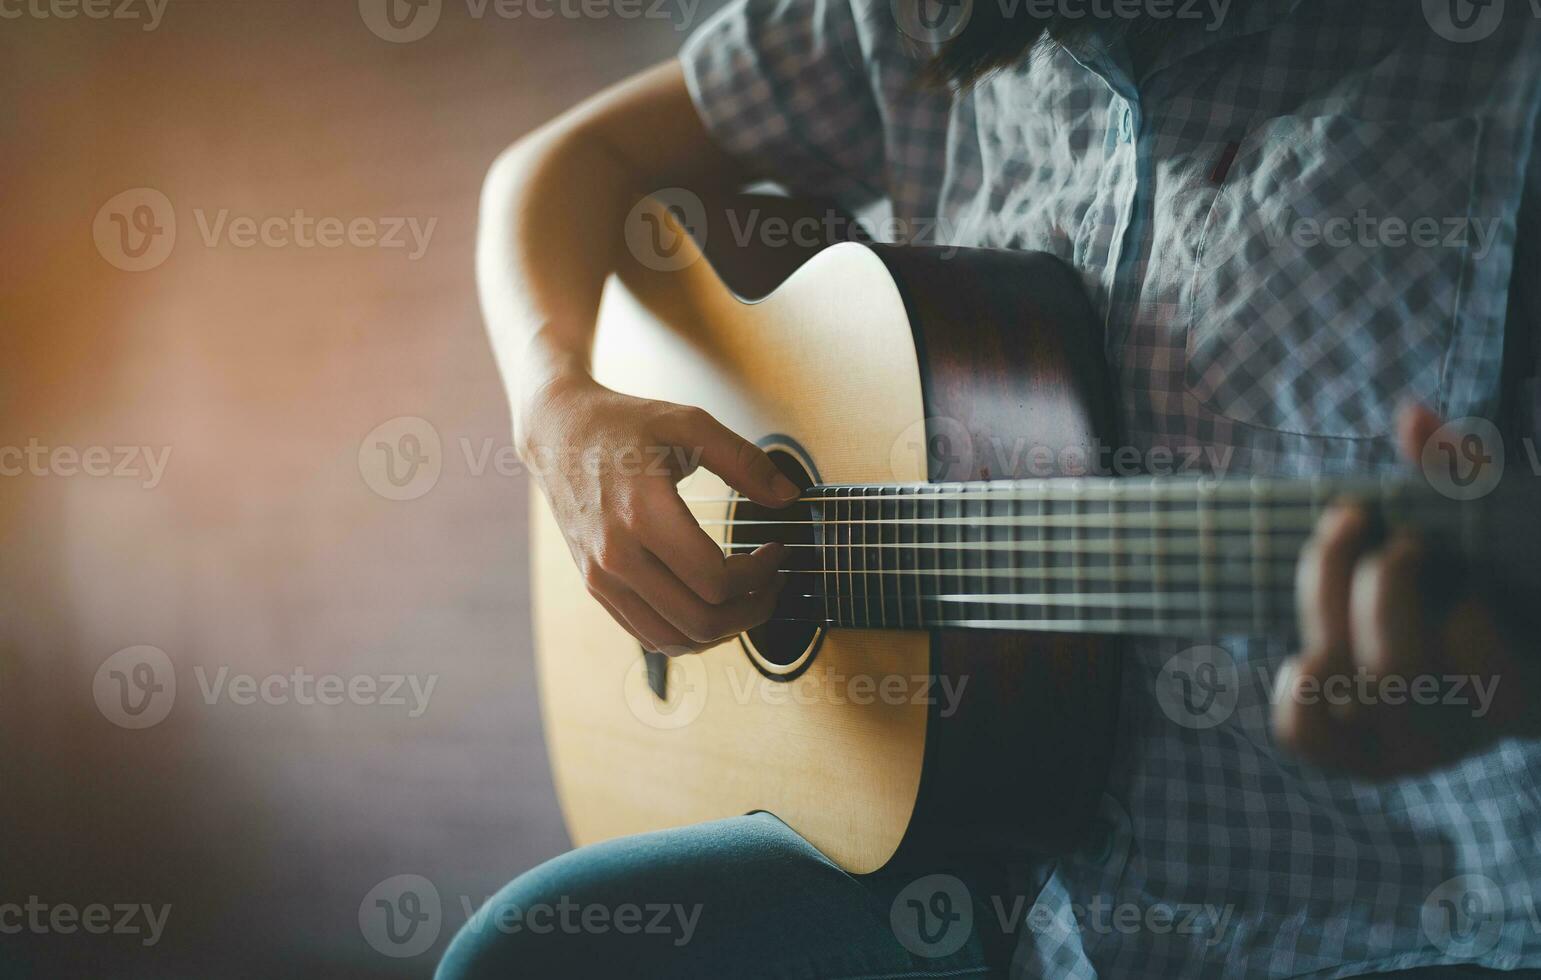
[1059,0,1306,94]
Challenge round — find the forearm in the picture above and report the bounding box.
[475,60,748,444]
[477,127,631,417]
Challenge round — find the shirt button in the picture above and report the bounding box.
[1120,106,1135,143]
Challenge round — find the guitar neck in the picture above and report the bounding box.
[749,476,1507,639]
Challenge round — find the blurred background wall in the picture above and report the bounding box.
[0,1,719,974]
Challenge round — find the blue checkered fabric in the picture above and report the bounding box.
[682,1,1541,976]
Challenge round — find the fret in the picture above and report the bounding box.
[843,487,854,627]
[936,483,949,628]
[1007,483,1023,627]
[869,486,881,628]
[871,486,884,627]
[1250,478,1268,636]
[1107,480,1123,634]
[841,488,856,627]
[967,482,984,625]
[1152,481,1167,631]
[1035,483,1048,628]
[938,483,952,626]
[1198,480,1216,634]
[909,487,925,628]
[816,487,832,628]
[828,487,844,627]
[880,487,895,629]
[1069,485,1085,629]
[989,487,1004,624]
[855,486,869,627]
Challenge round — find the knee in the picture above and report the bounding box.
[434,856,615,980]
[434,830,721,980]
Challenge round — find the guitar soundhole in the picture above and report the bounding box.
[731,445,823,681]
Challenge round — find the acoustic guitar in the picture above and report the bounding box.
[530,196,1534,874]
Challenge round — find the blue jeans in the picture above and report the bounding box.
[436,812,1005,980]
[436,812,1538,980]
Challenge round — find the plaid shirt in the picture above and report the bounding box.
[681,0,1541,976]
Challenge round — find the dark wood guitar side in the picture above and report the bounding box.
[875,245,1123,862]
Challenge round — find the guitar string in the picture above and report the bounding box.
[776,591,1294,609]
[718,540,1308,555]
[756,615,1288,632]
[675,483,1432,505]
[693,514,1329,530]
[760,565,1294,580]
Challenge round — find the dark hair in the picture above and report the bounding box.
[925,3,1054,86]
[922,2,1173,87]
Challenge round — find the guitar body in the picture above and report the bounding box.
[532,201,1123,873]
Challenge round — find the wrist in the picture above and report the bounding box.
[513,351,594,457]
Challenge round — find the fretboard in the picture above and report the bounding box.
[722,477,1501,639]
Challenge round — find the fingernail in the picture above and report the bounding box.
[772,473,799,501]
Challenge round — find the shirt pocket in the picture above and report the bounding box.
[1187,114,1483,439]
